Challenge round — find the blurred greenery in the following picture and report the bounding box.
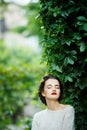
[12,2,44,44]
[0,0,47,129]
[0,32,46,129]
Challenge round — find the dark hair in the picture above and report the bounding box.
[38,74,63,105]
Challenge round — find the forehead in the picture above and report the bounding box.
[45,78,60,85]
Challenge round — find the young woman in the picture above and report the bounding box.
[31,74,75,130]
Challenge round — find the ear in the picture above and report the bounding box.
[42,92,45,97]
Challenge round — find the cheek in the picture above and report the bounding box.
[57,89,61,94]
[43,89,51,96]
[42,90,48,96]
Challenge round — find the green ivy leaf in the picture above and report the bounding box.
[66,40,71,45]
[83,23,87,31]
[79,43,85,52]
[79,23,87,31]
[68,57,74,64]
[53,12,57,17]
[51,63,62,73]
[64,57,74,65]
[71,50,77,55]
[77,16,87,21]
[65,76,73,82]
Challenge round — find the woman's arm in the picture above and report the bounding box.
[31,115,39,130]
[62,106,75,130]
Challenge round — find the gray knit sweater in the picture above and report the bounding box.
[31,105,75,130]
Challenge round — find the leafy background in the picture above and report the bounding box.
[0,0,87,130]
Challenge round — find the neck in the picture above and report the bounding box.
[46,100,61,110]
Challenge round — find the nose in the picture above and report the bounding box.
[52,86,56,91]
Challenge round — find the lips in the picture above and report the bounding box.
[51,92,57,95]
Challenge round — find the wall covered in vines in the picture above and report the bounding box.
[39,0,87,129]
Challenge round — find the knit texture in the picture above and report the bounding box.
[31,105,75,130]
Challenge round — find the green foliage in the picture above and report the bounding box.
[0,39,46,129]
[13,2,44,41]
[39,0,87,129]
[24,2,41,36]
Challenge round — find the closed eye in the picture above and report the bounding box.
[46,85,52,89]
[55,85,60,89]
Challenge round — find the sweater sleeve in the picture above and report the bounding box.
[62,106,75,130]
[31,115,39,130]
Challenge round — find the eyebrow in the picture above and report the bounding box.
[46,84,60,86]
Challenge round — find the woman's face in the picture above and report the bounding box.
[42,78,60,101]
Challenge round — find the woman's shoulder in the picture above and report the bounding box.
[65,104,74,108]
[33,109,47,119]
[61,104,74,111]
[63,104,75,114]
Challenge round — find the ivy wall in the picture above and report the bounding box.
[39,0,87,129]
